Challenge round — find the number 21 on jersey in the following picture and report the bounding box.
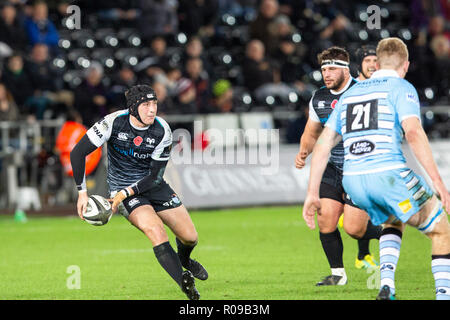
[346,99,378,133]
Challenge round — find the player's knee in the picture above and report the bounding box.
[344,223,365,239]
[319,224,338,234]
[317,214,340,233]
[428,229,450,246]
[318,218,340,233]
[179,229,198,246]
[141,224,169,245]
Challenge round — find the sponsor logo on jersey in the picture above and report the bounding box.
[112,145,153,159]
[118,132,128,141]
[331,99,338,109]
[349,140,375,155]
[146,138,156,147]
[133,136,143,146]
[406,93,418,104]
[318,101,325,108]
[93,125,103,138]
[398,198,412,213]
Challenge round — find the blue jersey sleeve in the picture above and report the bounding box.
[325,99,342,135]
[392,80,421,123]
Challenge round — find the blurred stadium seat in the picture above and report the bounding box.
[0,0,449,211]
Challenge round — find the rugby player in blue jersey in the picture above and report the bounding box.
[296,47,381,286]
[303,38,450,300]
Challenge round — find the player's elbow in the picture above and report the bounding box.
[70,144,81,163]
[70,142,86,168]
[404,127,422,144]
[69,146,77,164]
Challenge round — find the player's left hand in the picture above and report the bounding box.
[108,190,128,213]
[302,195,321,230]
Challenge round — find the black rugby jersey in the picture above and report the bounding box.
[308,77,357,171]
[86,109,172,191]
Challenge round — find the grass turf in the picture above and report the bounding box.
[0,206,439,300]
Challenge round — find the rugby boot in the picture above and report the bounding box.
[316,275,347,286]
[376,285,396,300]
[181,270,200,300]
[355,254,380,269]
[183,258,209,280]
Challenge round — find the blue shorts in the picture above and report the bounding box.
[342,168,433,226]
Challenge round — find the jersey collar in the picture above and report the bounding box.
[371,69,400,79]
[330,76,353,95]
[129,116,150,130]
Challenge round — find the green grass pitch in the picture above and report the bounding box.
[0,206,440,300]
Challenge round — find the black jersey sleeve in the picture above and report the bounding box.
[129,117,173,194]
[130,159,168,195]
[70,134,98,191]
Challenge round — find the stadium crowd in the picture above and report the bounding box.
[0,0,448,128]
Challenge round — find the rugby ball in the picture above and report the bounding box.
[83,195,112,226]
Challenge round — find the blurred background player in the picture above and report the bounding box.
[70,85,207,300]
[355,45,378,81]
[304,37,450,300]
[295,46,381,286]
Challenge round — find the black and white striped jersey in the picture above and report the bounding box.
[308,77,357,171]
[86,109,172,192]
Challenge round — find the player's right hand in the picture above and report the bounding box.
[76,191,88,220]
[302,194,321,230]
[295,150,308,169]
[434,180,450,214]
[109,189,128,214]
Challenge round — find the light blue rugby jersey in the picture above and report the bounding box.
[325,69,421,175]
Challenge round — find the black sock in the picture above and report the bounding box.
[176,237,196,267]
[431,253,450,259]
[357,221,382,259]
[360,220,382,240]
[357,239,370,260]
[319,229,344,269]
[153,241,183,287]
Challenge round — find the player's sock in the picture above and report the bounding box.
[431,253,450,300]
[153,241,183,287]
[357,221,382,260]
[357,240,370,260]
[360,220,382,240]
[379,227,402,296]
[176,237,196,266]
[176,237,208,280]
[331,267,347,281]
[320,229,344,269]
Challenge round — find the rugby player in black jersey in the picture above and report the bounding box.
[356,45,377,81]
[295,47,382,286]
[70,85,207,300]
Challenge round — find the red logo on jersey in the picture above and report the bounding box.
[331,99,338,109]
[133,136,143,146]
